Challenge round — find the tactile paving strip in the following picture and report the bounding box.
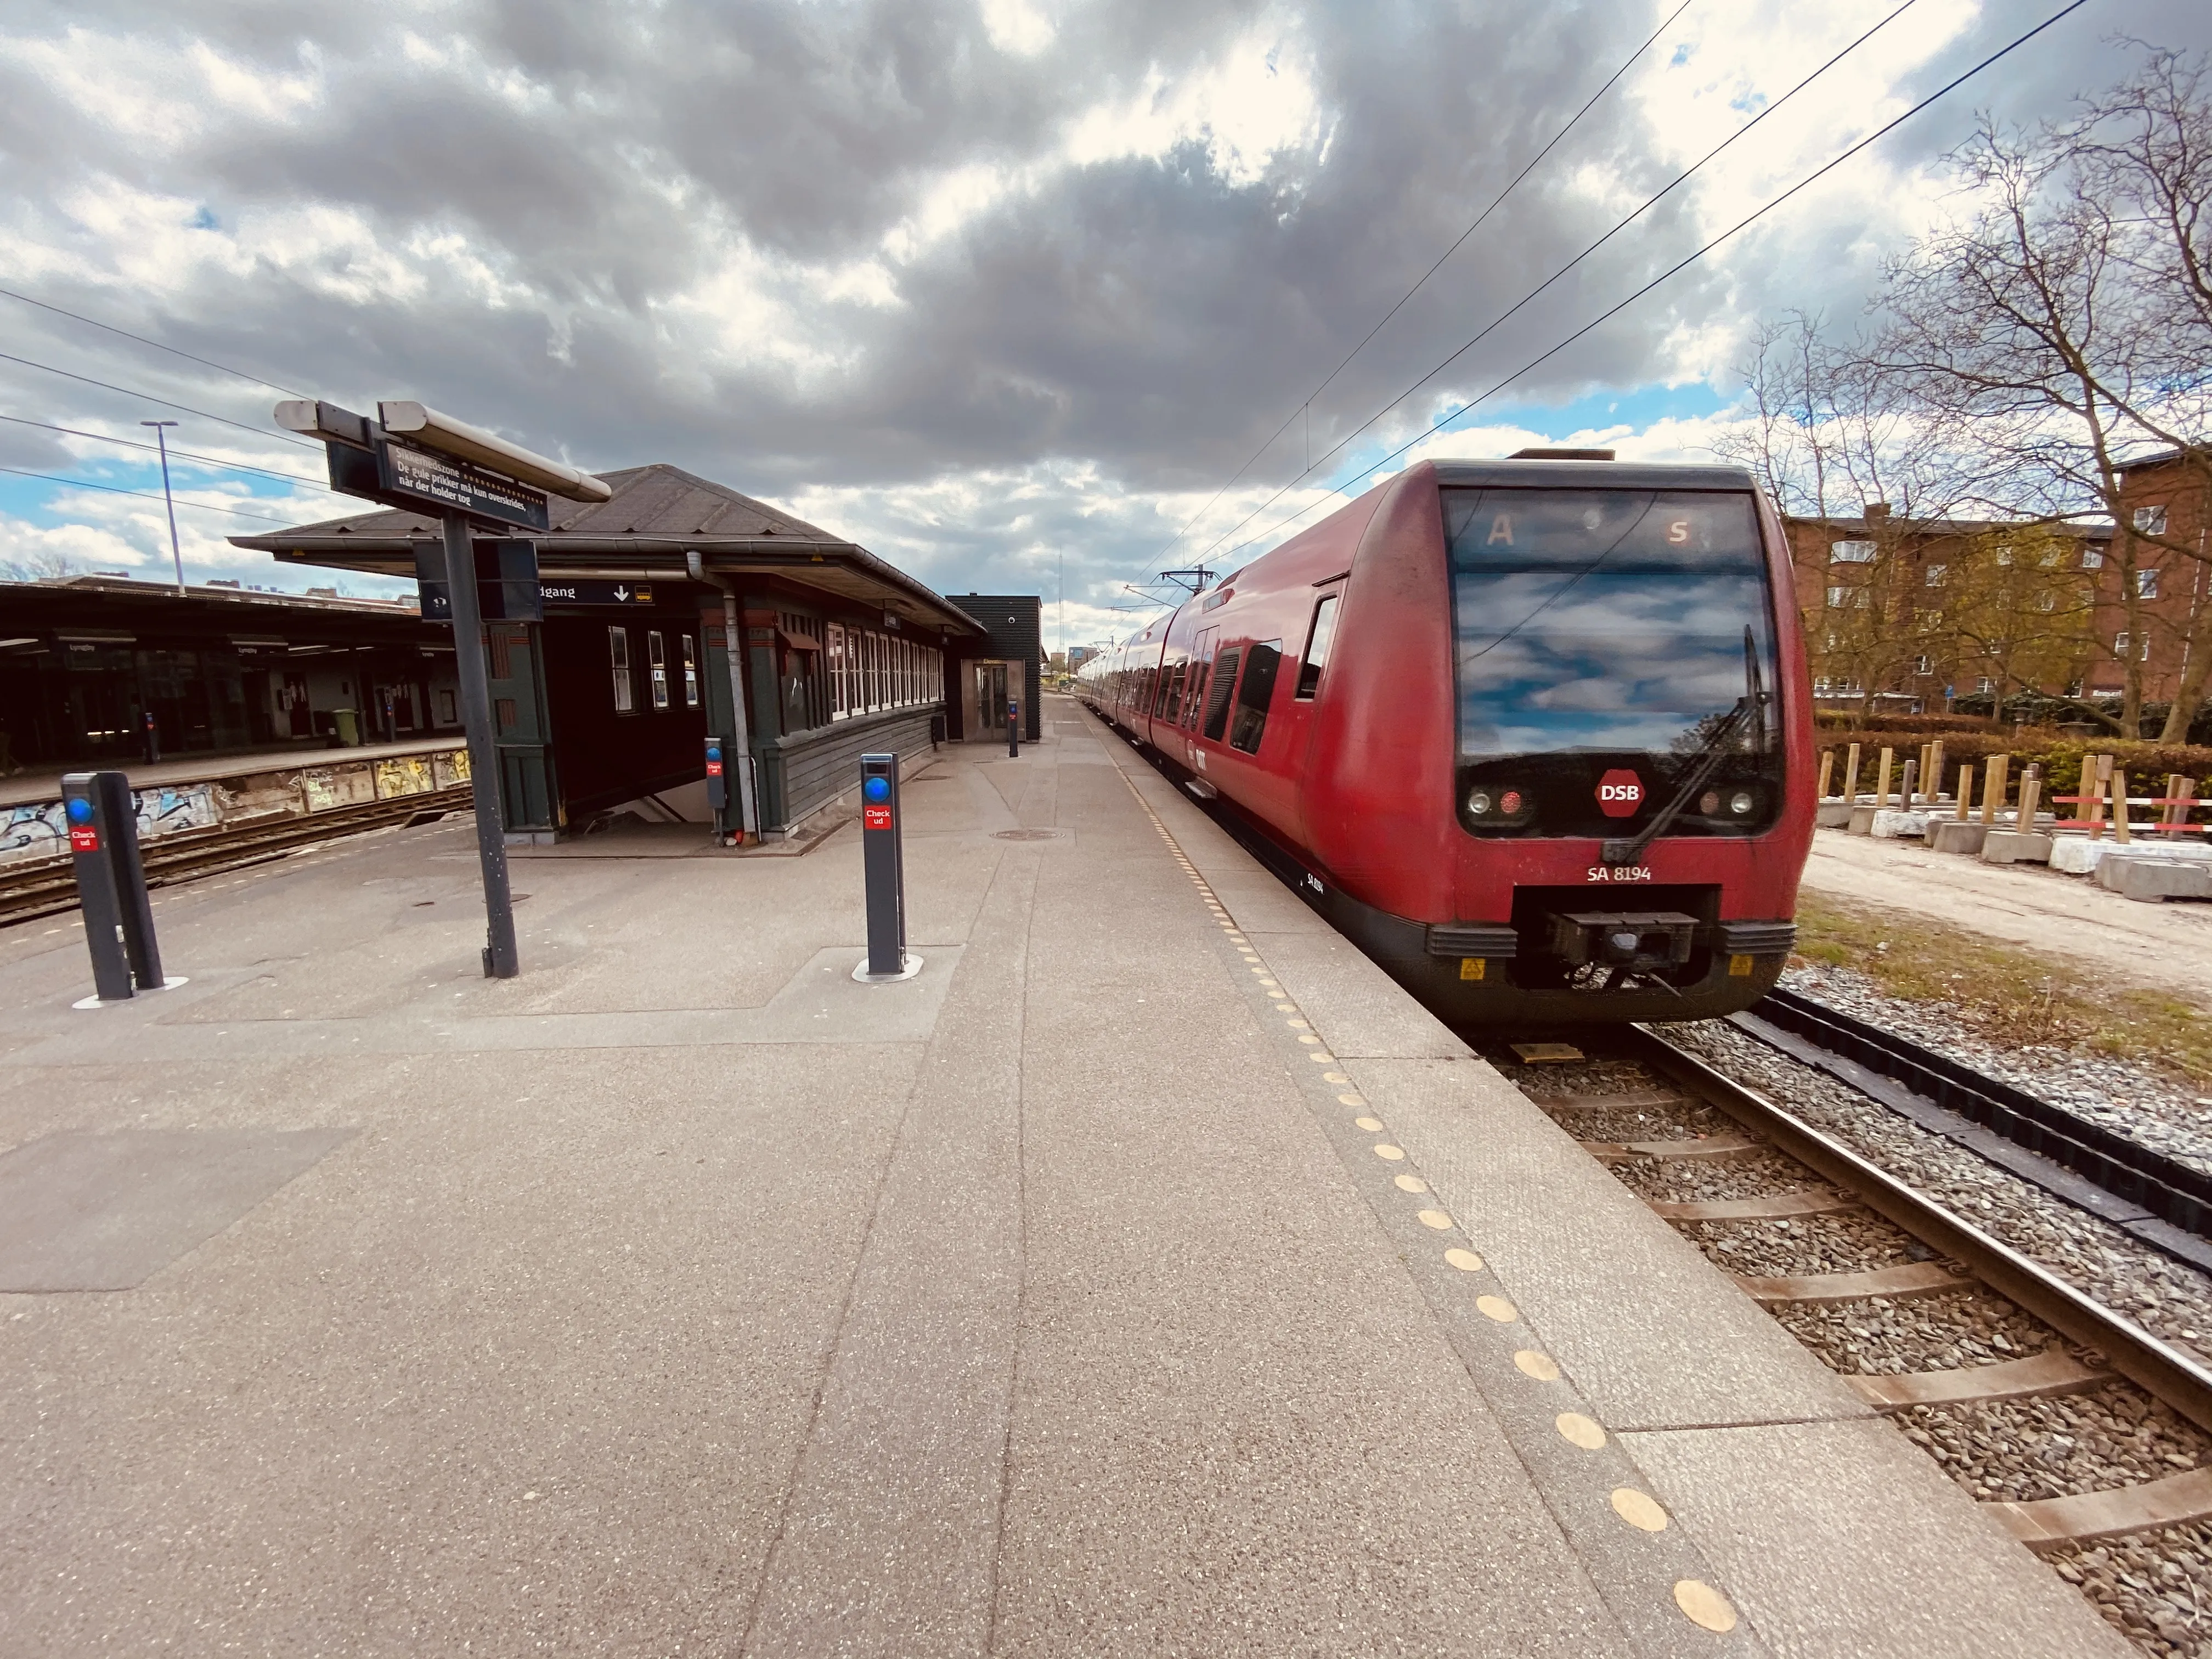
[1093,720,1764,1654]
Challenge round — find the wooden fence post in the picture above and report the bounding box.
[1818,750,1835,800]
[1928,740,1947,806]
[1876,747,1895,809]
[1955,763,1974,821]
[2019,764,2043,828]
[2112,766,2134,844]
[1842,742,1862,803]
[1982,755,2009,826]
[2086,753,2113,842]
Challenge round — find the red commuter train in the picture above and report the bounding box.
[1077,454,1814,1026]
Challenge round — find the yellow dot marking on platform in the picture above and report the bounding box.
[1611,1489,1668,1532]
[1339,1093,1365,1107]
[1555,1413,1606,1450]
[1393,1174,1427,1193]
[1249,966,1268,974]
[1373,1143,1405,1161]
[1513,1350,1560,1381]
[1444,1248,1484,1272]
[1298,1034,1319,1045]
[1476,1295,1517,1323]
[1309,1052,1334,1063]
[1287,1018,1309,1029]
[1275,1002,1297,1013]
[1324,1072,1351,1084]
[1417,1209,1453,1231]
[1355,1116,1385,1132]
[1673,1581,1737,1633]
[1260,979,1280,990]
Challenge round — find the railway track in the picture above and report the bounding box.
[0,786,470,927]
[1515,1029,2212,1651]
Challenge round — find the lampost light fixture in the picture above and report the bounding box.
[140,420,184,592]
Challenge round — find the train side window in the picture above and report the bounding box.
[609,627,634,713]
[1295,595,1340,699]
[1181,664,1207,729]
[1227,640,1282,753]
[1200,646,1242,741]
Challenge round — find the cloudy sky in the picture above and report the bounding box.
[3,0,2206,649]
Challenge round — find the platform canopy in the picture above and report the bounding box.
[230,462,985,640]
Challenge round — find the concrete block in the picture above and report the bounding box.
[2050,837,2112,876]
[1980,831,2053,865]
[2095,845,2212,890]
[1847,804,1880,835]
[2112,860,2212,902]
[1816,801,1855,828]
[1871,810,1931,839]
[1928,821,1989,856]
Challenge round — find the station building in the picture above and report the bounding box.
[232,465,1036,840]
[0,574,457,776]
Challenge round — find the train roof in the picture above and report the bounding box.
[1431,459,1758,492]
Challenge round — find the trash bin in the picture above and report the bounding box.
[332,708,361,747]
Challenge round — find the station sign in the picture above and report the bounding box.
[327,435,551,533]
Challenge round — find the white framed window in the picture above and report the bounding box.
[2135,504,2170,537]
[1914,654,1932,675]
[609,627,634,713]
[1924,563,1946,586]
[2037,592,2057,612]
[2138,568,2160,599]
[1994,545,2014,566]
[681,634,699,707]
[2082,545,2105,569]
[1825,585,1844,608]
[1830,539,1875,563]
[1976,676,1994,693]
[647,630,669,710]
[828,623,848,716]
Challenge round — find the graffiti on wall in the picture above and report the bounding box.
[1,785,221,864]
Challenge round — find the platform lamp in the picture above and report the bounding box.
[140,420,185,593]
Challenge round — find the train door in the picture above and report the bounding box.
[1182,627,1217,763]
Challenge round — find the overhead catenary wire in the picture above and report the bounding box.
[0,285,311,400]
[0,414,339,492]
[1215,0,2096,564]
[0,465,303,523]
[0,351,321,449]
[1152,0,1699,571]
[1185,0,1933,571]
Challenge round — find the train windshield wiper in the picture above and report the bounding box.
[1601,627,1765,867]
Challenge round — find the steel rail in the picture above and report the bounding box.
[1629,1023,2212,1437]
[0,786,468,926]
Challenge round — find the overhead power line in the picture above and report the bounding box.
[1155,0,1698,569]
[0,413,337,492]
[0,350,319,449]
[1186,0,1929,570]
[1217,0,2097,563]
[0,464,303,522]
[0,285,310,399]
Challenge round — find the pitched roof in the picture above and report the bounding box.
[233,461,839,545]
[229,461,985,637]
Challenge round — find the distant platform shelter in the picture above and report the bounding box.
[232,465,998,840]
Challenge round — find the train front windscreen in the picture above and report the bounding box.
[1442,487,1784,840]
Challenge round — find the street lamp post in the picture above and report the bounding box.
[140,420,184,593]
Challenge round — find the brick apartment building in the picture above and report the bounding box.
[1785,449,2211,712]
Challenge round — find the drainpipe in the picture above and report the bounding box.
[686,550,760,844]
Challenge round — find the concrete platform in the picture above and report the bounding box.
[0,699,2124,1656]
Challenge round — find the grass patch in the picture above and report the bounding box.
[1792,891,2212,1086]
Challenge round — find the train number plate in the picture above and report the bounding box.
[1585,865,1652,882]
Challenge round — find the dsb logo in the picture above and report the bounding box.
[1595,769,1643,819]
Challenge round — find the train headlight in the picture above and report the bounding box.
[1467,789,1493,816]
[1729,789,1756,816]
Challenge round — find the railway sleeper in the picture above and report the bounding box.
[1731,1260,1976,1305]
[1581,1131,1763,1162]
[1846,1350,2113,1412]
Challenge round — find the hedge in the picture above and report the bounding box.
[1814,727,2212,802]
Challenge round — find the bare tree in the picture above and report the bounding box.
[0,548,84,582]
[1870,48,2212,738]
[1712,313,1964,712]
